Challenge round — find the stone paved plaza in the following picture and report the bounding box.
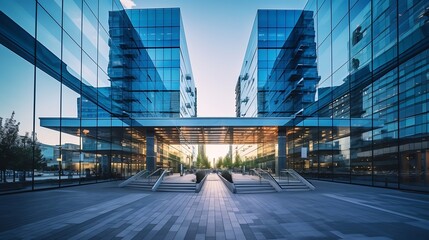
[0,173,428,239]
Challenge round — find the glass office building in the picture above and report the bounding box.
[236,9,319,173]
[281,0,429,192]
[0,1,196,192]
[236,1,429,192]
[236,9,318,118]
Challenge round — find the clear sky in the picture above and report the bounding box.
[122,0,307,117]
[120,0,307,159]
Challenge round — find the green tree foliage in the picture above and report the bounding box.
[234,153,242,168]
[216,156,223,169]
[196,152,210,169]
[223,154,233,169]
[0,112,44,182]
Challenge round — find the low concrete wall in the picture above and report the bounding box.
[195,174,208,193]
[218,173,236,194]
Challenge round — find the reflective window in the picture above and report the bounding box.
[34,68,60,189]
[0,0,36,37]
[332,16,349,73]
[38,0,62,25]
[332,0,348,29]
[64,0,82,45]
[317,0,331,44]
[83,3,98,59]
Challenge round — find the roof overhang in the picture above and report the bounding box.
[39,117,380,145]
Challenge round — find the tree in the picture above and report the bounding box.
[223,154,233,169]
[196,154,203,168]
[196,152,210,169]
[0,112,19,182]
[0,112,44,182]
[234,153,242,168]
[216,157,223,169]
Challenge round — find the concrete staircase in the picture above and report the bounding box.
[124,179,155,191]
[156,182,196,192]
[278,179,311,191]
[234,180,276,194]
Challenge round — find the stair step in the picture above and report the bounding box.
[236,190,277,194]
[157,189,195,192]
[156,182,196,192]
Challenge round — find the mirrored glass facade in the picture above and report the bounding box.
[284,0,429,192]
[0,1,196,193]
[236,10,318,118]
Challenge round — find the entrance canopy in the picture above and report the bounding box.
[40,117,379,145]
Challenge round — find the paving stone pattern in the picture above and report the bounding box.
[0,174,429,239]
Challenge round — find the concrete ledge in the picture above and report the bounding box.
[195,173,208,193]
[218,173,236,193]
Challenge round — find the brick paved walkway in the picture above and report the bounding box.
[0,173,428,239]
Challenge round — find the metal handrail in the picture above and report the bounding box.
[281,169,315,190]
[255,168,283,192]
[250,168,264,181]
[118,169,149,187]
[148,168,164,178]
[147,168,165,184]
[151,169,167,191]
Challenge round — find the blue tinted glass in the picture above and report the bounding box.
[83,4,98,59]
[99,0,112,32]
[285,12,295,27]
[148,9,155,26]
[258,10,268,27]
[171,8,180,26]
[332,16,349,72]
[332,0,348,28]
[0,0,36,37]
[318,36,331,82]
[258,49,268,60]
[268,11,277,27]
[37,6,61,70]
[84,0,98,16]
[82,52,97,87]
[164,8,172,26]
[258,27,267,42]
[98,28,109,73]
[64,0,82,45]
[277,10,286,27]
[63,32,81,80]
[38,0,62,25]
[140,9,147,26]
[156,9,164,27]
[317,0,331,44]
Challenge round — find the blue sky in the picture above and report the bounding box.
[123,0,307,117]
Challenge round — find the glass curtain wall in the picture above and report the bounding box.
[292,0,429,192]
[0,0,143,193]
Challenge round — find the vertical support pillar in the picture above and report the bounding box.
[159,142,164,169]
[146,129,156,171]
[277,127,287,176]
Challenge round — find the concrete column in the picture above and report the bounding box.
[146,129,156,171]
[277,127,287,176]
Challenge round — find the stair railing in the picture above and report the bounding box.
[255,168,283,192]
[118,169,149,187]
[151,169,167,191]
[147,168,164,184]
[280,169,315,190]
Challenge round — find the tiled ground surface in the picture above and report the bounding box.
[0,173,428,239]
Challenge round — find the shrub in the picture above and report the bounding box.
[195,170,206,183]
[221,170,233,183]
